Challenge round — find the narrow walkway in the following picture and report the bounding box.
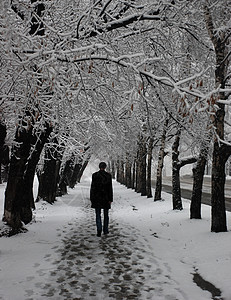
[28,183,187,300]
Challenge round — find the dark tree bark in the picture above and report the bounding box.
[111,160,116,179]
[68,160,81,188]
[210,42,228,232]
[20,125,52,223]
[3,127,33,229]
[67,159,79,189]
[116,159,121,183]
[146,138,153,198]
[116,159,124,184]
[172,130,197,210]
[140,149,147,196]
[107,160,112,175]
[204,5,230,232]
[120,160,125,184]
[0,122,7,184]
[211,144,231,232]
[76,158,90,183]
[56,155,73,196]
[3,119,52,229]
[1,145,10,183]
[135,156,139,192]
[154,117,169,201]
[131,159,136,190]
[190,140,210,219]
[172,131,182,210]
[36,140,63,204]
[57,166,68,196]
[124,155,132,188]
[136,135,147,196]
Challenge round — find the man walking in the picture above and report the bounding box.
[90,162,113,237]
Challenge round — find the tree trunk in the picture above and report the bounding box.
[37,155,57,204]
[37,140,63,204]
[125,156,132,188]
[135,156,139,192]
[3,127,33,230]
[24,120,52,206]
[146,138,153,198]
[136,135,147,196]
[111,160,115,179]
[107,160,111,174]
[116,160,124,184]
[140,153,147,196]
[204,4,230,232]
[3,121,51,230]
[76,158,90,183]
[1,145,9,183]
[119,160,125,184]
[190,142,209,219]
[68,161,80,188]
[57,174,68,196]
[211,145,230,232]
[57,158,73,195]
[172,131,183,210]
[0,122,7,184]
[131,159,136,189]
[20,125,52,223]
[154,117,169,201]
[210,43,228,232]
[116,159,121,183]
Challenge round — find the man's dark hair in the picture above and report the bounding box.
[99,162,107,169]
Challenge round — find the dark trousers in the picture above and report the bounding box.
[95,208,109,234]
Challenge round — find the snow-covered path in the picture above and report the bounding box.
[42,214,183,299]
[18,181,186,300]
[34,182,186,300]
[1,178,231,299]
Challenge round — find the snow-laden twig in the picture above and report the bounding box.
[217,98,231,105]
[216,135,231,148]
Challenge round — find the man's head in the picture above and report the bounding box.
[99,161,107,170]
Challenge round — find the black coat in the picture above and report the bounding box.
[90,170,113,209]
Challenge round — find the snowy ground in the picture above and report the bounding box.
[0,166,231,299]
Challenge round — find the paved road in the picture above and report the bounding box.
[152,175,231,212]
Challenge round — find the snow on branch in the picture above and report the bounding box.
[87,12,161,38]
[141,69,208,99]
[217,100,231,105]
[216,135,231,150]
[179,156,197,168]
[56,53,148,68]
